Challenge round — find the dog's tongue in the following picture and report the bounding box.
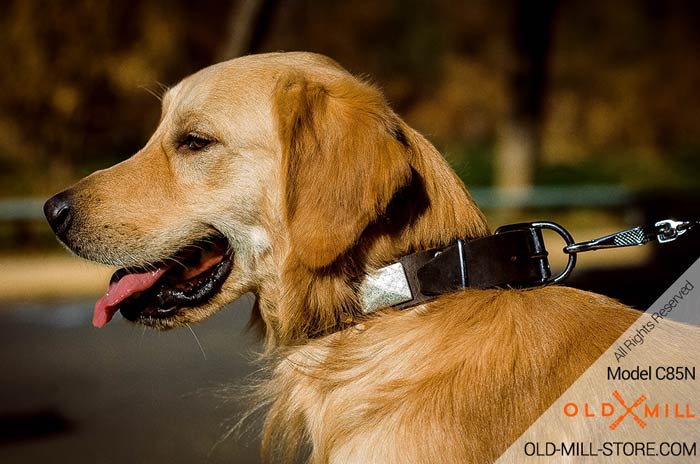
[93,268,168,328]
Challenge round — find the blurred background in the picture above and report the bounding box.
[0,0,698,462]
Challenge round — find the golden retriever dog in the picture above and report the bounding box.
[44,52,639,462]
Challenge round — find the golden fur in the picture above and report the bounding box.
[53,52,639,462]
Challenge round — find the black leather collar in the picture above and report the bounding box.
[359,222,576,313]
[359,218,698,313]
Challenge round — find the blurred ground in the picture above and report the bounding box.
[0,297,263,464]
[0,254,112,300]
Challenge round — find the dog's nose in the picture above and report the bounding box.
[44,192,73,237]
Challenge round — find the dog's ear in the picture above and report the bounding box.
[275,74,412,269]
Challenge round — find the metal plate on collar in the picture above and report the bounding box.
[359,262,413,314]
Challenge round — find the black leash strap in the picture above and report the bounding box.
[374,219,698,312]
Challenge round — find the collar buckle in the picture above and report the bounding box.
[495,221,577,285]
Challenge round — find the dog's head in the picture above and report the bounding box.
[44,52,487,343]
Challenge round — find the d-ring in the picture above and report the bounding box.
[529,222,577,284]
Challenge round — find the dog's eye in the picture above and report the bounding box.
[181,134,212,151]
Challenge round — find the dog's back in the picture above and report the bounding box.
[261,286,638,463]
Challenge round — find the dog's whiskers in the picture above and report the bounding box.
[164,256,188,270]
[187,324,207,361]
[138,325,147,350]
[196,237,220,249]
[155,81,169,97]
[138,83,167,102]
[138,85,162,102]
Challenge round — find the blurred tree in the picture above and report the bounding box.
[0,0,698,197]
[495,0,557,191]
[0,0,230,195]
[218,0,275,60]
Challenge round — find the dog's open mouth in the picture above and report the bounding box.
[93,235,233,328]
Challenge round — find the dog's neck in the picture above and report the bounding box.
[256,128,489,349]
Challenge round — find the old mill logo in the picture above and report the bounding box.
[564,390,696,430]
